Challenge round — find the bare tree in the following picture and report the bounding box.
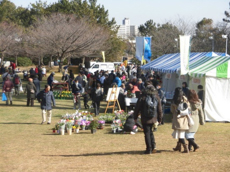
[0,22,22,65]
[27,13,109,71]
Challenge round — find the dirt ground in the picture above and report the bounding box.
[0,73,230,172]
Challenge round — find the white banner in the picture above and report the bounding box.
[135,37,144,62]
[180,35,191,75]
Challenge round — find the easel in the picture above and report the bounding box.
[105,85,121,113]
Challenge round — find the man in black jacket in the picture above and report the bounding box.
[134,85,162,154]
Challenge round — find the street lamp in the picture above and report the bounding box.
[222,35,228,54]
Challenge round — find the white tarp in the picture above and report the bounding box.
[205,77,230,122]
[135,37,144,61]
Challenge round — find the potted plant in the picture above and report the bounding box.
[98,120,105,129]
[52,127,56,133]
[89,120,99,134]
[66,122,73,135]
[81,120,86,130]
[58,122,65,135]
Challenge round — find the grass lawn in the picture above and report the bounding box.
[0,72,230,172]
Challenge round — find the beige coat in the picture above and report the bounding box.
[187,100,205,133]
[171,96,190,130]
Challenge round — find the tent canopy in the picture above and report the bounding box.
[141,52,224,73]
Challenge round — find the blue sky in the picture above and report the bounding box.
[11,0,229,26]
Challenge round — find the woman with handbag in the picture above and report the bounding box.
[186,90,205,152]
[171,87,190,153]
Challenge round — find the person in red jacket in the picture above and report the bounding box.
[3,77,14,105]
[10,62,16,74]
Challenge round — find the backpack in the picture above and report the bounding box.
[145,94,158,118]
[15,77,20,85]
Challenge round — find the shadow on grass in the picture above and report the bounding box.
[43,149,172,157]
[0,122,39,125]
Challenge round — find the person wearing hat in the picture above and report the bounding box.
[47,72,55,91]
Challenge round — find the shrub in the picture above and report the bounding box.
[17,57,33,66]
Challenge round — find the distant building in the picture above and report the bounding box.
[117,18,139,39]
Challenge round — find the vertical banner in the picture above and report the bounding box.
[102,51,105,62]
[135,37,144,62]
[180,35,191,75]
[144,37,152,62]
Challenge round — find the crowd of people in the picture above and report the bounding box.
[1,62,206,154]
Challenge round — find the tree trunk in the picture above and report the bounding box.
[15,55,18,66]
[82,56,85,66]
[1,53,4,65]
[49,56,53,68]
[58,57,63,73]
[39,56,41,66]
[40,56,44,65]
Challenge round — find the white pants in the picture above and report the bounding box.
[42,109,52,123]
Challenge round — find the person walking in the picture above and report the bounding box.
[71,79,82,110]
[134,85,162,154]
[13,74,22,96]
[25,78,37,106]
[171,87,190,153]
[33,75,40,98]
[47,72,55,91]
[2,77,14,105]
[92,83,103,116]
[186,89,205,152]
[37,85,56,124]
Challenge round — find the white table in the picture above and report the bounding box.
[125,98,138,106]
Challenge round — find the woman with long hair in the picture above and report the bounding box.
[171,87,190,153]
[186,90,205,152]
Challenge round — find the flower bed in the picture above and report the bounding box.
[53,91,73,100]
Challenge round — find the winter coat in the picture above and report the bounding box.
[171,96,190,130]
[13,76,22,86]
[113,77,121,87]
[124,114,135,132]
[3,79,14,92]
[33,78,40,97]
[37,90,56,110]
[92,87,103,102]
[134,85,162,125]
[47,74,54,86]
[25,82,37,99]
[186,100,205,133]
[71,83,82,94]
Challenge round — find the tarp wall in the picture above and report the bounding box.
[205,77,230,122]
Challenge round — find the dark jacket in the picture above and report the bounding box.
[124,114,135,132]
[25,82,37,99]
[47,74,54,86]
[182,87,189,98]
[134,85,162,124]
[3,79,14,92]
[13,75,22,86]
[37,90,56,110]
[92,87,103,102]
[33,78,40,96]
[71,83,82,94]
[137,82,145,91]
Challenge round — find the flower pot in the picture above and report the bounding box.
[67,129,72,135]
[53,129,56,133]
[76,128,79,133]
[112,129,116,133]
[91,129,97,134]
[60,129,65,135]
[55,130,58,133]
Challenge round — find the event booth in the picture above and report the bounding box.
[141,52,230,122]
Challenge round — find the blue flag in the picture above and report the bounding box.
[144,37,152,62]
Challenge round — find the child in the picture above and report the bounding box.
[82,92,90,109]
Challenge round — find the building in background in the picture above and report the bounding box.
[117,18,139,39]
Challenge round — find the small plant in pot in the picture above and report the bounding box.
[66,122,73,135]
[89,120,99,134]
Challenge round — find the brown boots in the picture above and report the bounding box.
[173,142,189,153]
[173,142,181,152]
[182,144,189,153]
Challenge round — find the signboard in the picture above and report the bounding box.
[192,78,201,84]
[165,73,172,79]
[179,75,186,81]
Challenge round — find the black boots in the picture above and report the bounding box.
[188,138,199,152]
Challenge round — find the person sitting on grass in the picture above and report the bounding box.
[124,111,143,134]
